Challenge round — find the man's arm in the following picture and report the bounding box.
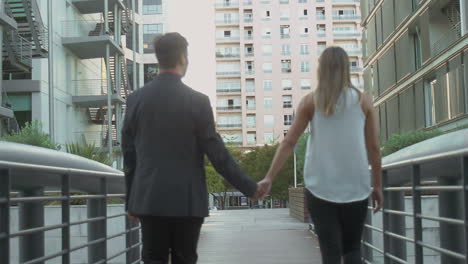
[121,94,137,211]
[196,95,257,197]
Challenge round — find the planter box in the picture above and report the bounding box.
[288,187,310,223]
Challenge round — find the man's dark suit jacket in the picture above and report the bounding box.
[121,72,257,217]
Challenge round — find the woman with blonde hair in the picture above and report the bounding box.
[258,46,383,263]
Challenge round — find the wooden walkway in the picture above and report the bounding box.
[197,209,322,264]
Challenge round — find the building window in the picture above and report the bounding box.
[246,97,256,110]
[143,0,162,15]
[425,78,437,127]
[301,61,310,72]
[262,45,273,56]
[263,28,272,38]
[224,30,231,37]
[246,79,255,92]
[144,64,159,84]
[282,79,292,90]
[264,115,274,128]
[283,130,289,137]
[303,27,309,34]
[281,44,291,55]
[263,62,273,73]
[264,132,274,144]
[300,79,311,90]
[263,80,273,91]
[247,133,257,145]
[284,114,293,126]
[264,97,273,109]
[303,9,308,16]
[281,59,292,73]
[280,25,291,38]
[316,7,325,19]
[126,23,140,51]
[298,0,307,3]
[143,24,163,53]
[283,95,292,108]
[300,44,310,55]
[247,114,256,128]
[280,8,290,19]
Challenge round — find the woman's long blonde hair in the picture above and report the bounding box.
[315,46,358,116]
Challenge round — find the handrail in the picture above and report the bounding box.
[0,155,140,264]
[362,131,468,263]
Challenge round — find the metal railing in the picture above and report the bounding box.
[317,32,326,38]
[216,106,242,111]
[244,18,253,23]
[333,31,361,38]
[332,15,361,20]
[216,88,242,93]
[216,71,241,76]
[216,53,241,58]
[244,35,253,40]
[0,160,141,264]
[362,145,468,264]
[61,20,112,38]
[72,79,115,97]
[217,124,242,129]
[246,69,255,75]
[243,0,253,5]
[215,19,240,25]
[216,36,241,42]
[431,22,462,56]
[6,30,33,67]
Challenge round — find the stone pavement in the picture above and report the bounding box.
[197,208,322,264]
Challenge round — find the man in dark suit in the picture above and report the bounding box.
[121,32,262,264]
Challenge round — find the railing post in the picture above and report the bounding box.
[19,187,45,264]
[0,169,11,264]
[382,170,390,264]
[461,155,468,259]
[362,205,373,263]
[438,175,465,264]
[412,165,423,264]
[126,217,140,263]
[61,174,71,264]
[88,177,108,263]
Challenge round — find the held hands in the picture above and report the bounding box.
[372,187,384,213]
[252,178,273,201]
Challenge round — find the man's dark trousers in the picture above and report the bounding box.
[140,216,204,264]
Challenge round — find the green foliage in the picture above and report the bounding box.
[65,142,112,166]
[294,133,309,186]
[205,165,225,194]
[381,129,444,157]
[1,121,60,150]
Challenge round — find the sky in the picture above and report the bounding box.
[167,0,217,106]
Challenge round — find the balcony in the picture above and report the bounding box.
[281,34,291,39]
[72,79,125,107]
[245,69,255,75]
[332,0,359,3]
[333,31,361,38]
[316,32,326,38]
[245,51,254,57]
[217,123,243,130]
[61,20,123,59]
[71,0,126,14]
[216,71,241,77]
[244,34,253,41]
[246,105,256,111]
[244,17,253,23]
[243,0,253,5]
[215,1,240,9]
[280,0,289,3]
[283,102,293,108]
[431,22,462,56]
[316,14,326,20]
[216,53,241,61]
[344,48,362,55]
[332,15,361,21]
[216,88,242,94]
[216,36,241,43]
[215,19,240,26]
[216,106,242,112]
[281,68,292,73]
[350,66,363,72]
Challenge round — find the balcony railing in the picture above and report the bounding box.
[244,17,253,23]
[61,20,111,38]
[317,32,326,38]
[332,0,359,2]
[333,31,361,38]
[283,103,292,108]
[215,19,240,25]
[284,121,292,126]
[282,68,292,73]
[246,104,256,110]
[216,88,242,93]
[216,53,241,58]
[216,106,242,111]
[344,48,362,55]
[246,69,255,75]
[350,66,363,72]
[245,35,253,40]
[216,71,241,76]
[316,14,326,20]
[216,36,241,42]
[245,51,254,57]
[244,0,253,5]
[332,15,361,20]
[431,22,462,56]
[362,130,468,264]
[217,124,243,128]
[4,30,33,68]
[215,1,240,8]
[73,79,114,96]
[0,143,141,264]
[281,34,291,39]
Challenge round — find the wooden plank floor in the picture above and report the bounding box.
[197,208,322,264]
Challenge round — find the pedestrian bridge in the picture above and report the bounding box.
[1,128,468,263]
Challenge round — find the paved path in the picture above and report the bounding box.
[197,209,322,264]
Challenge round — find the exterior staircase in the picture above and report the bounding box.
[2,29,32,73]
[6,0,48,57]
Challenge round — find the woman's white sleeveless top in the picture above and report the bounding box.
[304,88,371,203]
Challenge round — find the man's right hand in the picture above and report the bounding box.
[252,178,272,201]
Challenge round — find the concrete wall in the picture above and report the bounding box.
[10,205,132,264]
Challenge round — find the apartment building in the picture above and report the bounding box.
[215,0,364,147]
[361,0,467,142]
[1,0,139,167]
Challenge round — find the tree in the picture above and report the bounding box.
[294,133,309,186]
[205,164,225,208]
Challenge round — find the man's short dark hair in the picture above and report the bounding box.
[153,33,188,69]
